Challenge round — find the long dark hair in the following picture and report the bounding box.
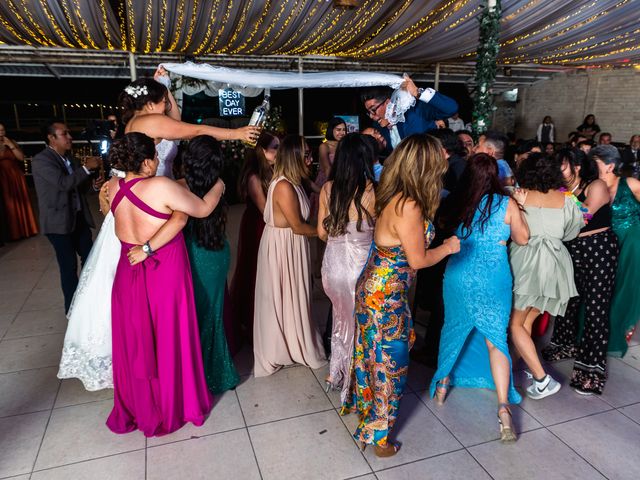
[238,131,277,199]
[323,133,375,236]
[108,132,155,173]
[556,148,597,189]
[118,78,169,125]
[183,136,227,251]
[441,153,509,239]
[325,117,347,141]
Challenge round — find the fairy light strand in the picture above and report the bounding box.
[6,0,51,46]
[262,0,306,52]
[230,0,275,54]
[97,0,115,50]
[155,0,168,51]
[38,1,75,48]
[168,0,187,51]
[220,0,253,53]
[181,0,200,52]
[245,0,287,53]
[209,0,234,52]
[15,0,56,46]
[193,0,222,55]
[71,0,100,49]
[59,0,90,48]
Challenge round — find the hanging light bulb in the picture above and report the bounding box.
[333,0,360,8]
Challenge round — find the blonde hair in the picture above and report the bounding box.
[272,134,308,186]
[376,134,447,221]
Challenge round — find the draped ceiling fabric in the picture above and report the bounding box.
[0,1,639,67]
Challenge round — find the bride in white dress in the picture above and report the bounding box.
[58,70,259,390]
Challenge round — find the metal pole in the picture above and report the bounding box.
[298,57,304,136]
[13,104,20,130]
[434,62,441,90]
[62,104,67,124]
[129,52,137,80]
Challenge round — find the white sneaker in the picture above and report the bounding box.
[526,374,561,400]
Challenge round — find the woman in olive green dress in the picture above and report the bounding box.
[183,136,240,394]
[509,153,584,400]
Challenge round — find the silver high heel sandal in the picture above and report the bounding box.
[497,403,517,443]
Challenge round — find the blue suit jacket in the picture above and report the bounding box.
[376,91,458,154]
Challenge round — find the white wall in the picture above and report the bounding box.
[515,69,640,144]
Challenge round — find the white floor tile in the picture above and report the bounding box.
[147,429,260,480]
[376,449,491,480]
[21,288,65,312]
[600,358,640,407]
[620,345,640,371]
[620,402,640,424]
[0,313,15,339]
[4,308,68,339]
[236,366,332,426]
[311,363,343,408]
[0,411,49,477]
[469,428,605,480]
[147,390,245,447]
[35,400,145,470]
[341,392,462,472]
[551,410,640,480]
[31,450,145,480]
[0,289,32,315]
[249,410,371,480]
[54,378,113,409]
[421,388,542,446]
[0,333,64,373]
[0,367,59,417]
[515,363,613,426]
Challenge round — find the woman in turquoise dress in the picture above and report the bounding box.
[183,136,240,394]
[593,145,640,357]
[341,135,459,457]
[430,153,529,443]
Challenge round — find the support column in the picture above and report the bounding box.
[298,57,304,136]
[434,63,441,90]
[129,52,137,80]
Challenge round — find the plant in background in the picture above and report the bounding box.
[263,105,286,136]
[472,0,502,136]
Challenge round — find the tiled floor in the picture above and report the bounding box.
[1,206,640,480]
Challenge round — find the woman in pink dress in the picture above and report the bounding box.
[318,133,376,401]
[106,133,225,437]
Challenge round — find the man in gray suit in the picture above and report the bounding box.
[32,120,102,312]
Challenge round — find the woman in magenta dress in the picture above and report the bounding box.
[230,132,278,342]
[106,133,225,437]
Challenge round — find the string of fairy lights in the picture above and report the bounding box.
[0,1,639,66]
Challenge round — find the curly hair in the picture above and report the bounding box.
[107,132,155,173]
[322,133,375,237]
[118,78,169,125]
[515,152,565,193]
[182,136,227,251]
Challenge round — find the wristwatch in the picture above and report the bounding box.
[142,241,155,257]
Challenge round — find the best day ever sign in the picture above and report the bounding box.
[219,88,246,117]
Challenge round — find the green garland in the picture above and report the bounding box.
[472,1,502,136]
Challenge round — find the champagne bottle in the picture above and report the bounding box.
[243,95,270,147]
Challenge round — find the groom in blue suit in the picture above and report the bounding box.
[362,76,458,154]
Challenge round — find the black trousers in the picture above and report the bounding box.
[543,230,618,394]
[45,212,93,313]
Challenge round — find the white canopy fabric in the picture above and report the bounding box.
[0,1,638,67]
[161,62,404,90]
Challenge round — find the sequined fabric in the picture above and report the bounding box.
[185,237,240,394]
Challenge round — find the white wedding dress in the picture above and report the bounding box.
[58,139,178,390]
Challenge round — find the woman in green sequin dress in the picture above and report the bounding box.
[183,136,240,393]
[594,145,640,357]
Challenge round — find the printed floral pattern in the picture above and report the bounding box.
[341,221,434,446]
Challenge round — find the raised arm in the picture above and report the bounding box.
[395,200,459,270]
[582,179,610,215]
[274,180,317,237]
[129,114,259,144]
[154,67,181,122]
[626,177,640,202]
[5,137,25,162]
[318,143,332,178]
[158,176,225,218]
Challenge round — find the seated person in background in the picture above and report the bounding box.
[447,112,465,132]
[622,135,640,165]
[577,140,595,154]
[514,139,542,167]
[474,131,514,186]
[598,132,612,145]
[361,76,458,153]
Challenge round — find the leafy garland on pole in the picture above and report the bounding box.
[472,0,502,136]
